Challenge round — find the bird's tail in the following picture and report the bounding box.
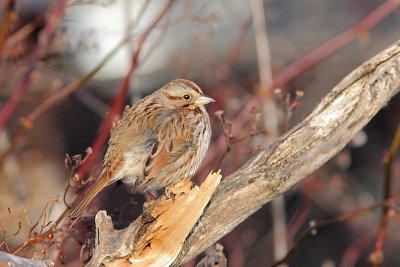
[68,173,109,219]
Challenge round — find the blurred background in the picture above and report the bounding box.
[0,0,399,266]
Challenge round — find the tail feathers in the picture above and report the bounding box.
[68,174,109,219]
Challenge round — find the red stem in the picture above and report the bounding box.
[75,0,173,180]
[55,3,175,263]
[271,0,400,90]
[0,1,67,130]
[371,124,400,265]
[200,0,400,176]
[0,0,15,54]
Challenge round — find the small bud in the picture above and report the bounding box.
[214,110,224,120]
[262,128,270,134]
[295,90,304,97]
[86,147,93,154]
[291,100,301,109]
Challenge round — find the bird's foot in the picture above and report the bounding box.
[165,177,192,199]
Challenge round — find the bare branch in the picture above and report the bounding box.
[0,251,52,267]
[87,172,222,266]
[175,39,400,264]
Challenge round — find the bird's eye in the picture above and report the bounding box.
[183,94,191,100]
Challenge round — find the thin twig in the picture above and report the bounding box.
[12,198,57,255]
[0,25,127,169]
[340,234,372,267]
[5,4,176,257]
[271,192,400,267]
[201,0,400,172]
[6,2,177,260]
[0,0,67,130]
[250,0,273,88]
[0,222,22,251]
[250,0,286,263]
[0,0,15,54]
[175,38,400,265]
[272,0,400,91]
[74,0,175,181]
[369,123,400,266]
[0,0,173,172]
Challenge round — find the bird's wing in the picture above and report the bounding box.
[136,111,194,186]
[102,96,155,174]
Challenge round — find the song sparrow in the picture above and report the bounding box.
[68,79,214,219]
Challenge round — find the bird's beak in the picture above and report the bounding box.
[195,95,215,106]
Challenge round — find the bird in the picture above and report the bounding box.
[68,79,214,219]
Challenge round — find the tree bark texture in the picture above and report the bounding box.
[174,39,400,265]
[88,173,222,266]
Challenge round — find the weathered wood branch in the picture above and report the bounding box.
[87,40,400,266]
[173,40,400,265]
[0,251,52,267]
[87,172,222,266]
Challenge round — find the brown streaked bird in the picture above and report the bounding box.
[68,79,214,219]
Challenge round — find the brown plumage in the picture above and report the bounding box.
[68,79,214,219]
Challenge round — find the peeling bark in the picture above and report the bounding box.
[87,172,222,266]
